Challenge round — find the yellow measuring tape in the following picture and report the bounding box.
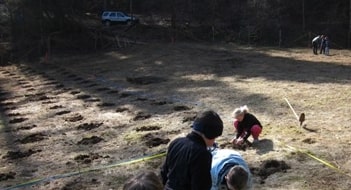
[286,145,351,178]
[4,152,166,190]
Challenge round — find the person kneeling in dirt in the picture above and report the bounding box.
[231,105,262,147]
[123,171,163,190]
[161,110,224,190]
[211,149,251,190]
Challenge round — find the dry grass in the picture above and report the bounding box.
[0,42,350,189]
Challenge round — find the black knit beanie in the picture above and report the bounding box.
[192,110,223,139]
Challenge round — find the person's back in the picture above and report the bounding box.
[161,110,224,190]
[211,149,251,190]
[161,132,212,189]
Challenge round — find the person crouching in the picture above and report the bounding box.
[231,105,262,146]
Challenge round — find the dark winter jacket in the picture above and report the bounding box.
[235,113,262,140]
[161,132,212,190]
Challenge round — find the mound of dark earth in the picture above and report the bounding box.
[0,172,16,181]
[251,160,291,183]
[73,153,107,164]
[55,110,71,116]
[116,107,129,113]
[65,114,84,122]
[9,117,28,124]
[3,149,41,160]
[77,123,103,131]
[133,112,151,121]
[143,133,170,147]
[98,102,116,107]
[49,105,64,110]
[126,76,166,85]
[77,136,104,145]
[173,105,191,111]
[19,133,46,144]
[136,125,161,132]
[16,125,37,131]
[302,138,316,144]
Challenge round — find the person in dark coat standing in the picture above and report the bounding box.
[320,35,326,54]
[161,110,224,190]
[231,105,262,146]
[312,35,321,55]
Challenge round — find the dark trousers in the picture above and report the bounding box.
[320,45,326,54]
[312,42,318,55]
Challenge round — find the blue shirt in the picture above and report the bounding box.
[211,149,252,190]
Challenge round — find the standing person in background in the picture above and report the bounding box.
[123,171,163,190]
[320,35,326,55]
[231,105,262,146]
[312,35,321,55]
[324,36,330,56]
[161,110,224,190]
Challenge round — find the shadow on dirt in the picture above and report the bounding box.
[254,139,274,155]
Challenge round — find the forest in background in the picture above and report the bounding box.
[0,0,350,61]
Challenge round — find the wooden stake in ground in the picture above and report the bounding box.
[284,98,305,127]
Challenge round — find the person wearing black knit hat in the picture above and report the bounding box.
[161,110,223,190]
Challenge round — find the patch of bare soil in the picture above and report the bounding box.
[3,149,41,160]
[16,125,37,131]
[19,133,46,144]
[6,113,21,117]
[95,87,110,92]
[135,125,161,132]
[9,117,28,124]
[0,172,16,181]
[150,100,170,105]
[302,138,316,144]
[77,122,103,131]
[173,105,192,111]
[74,153,109,164]
[97,102,116,107]
[76,94,91,100]
[251,160,291,183]
[115,107,130,112]
[126,76,166,85]
[55,110,71,116]
[77,136,104,145]
[143,133,170,148]
[182,112,197,122]
[133,112,151,121]
[64,114,84,122]
[49,105,64,110]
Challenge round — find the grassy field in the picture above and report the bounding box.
[0,42,350,189]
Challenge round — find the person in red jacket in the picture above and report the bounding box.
[231,105,262,146]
